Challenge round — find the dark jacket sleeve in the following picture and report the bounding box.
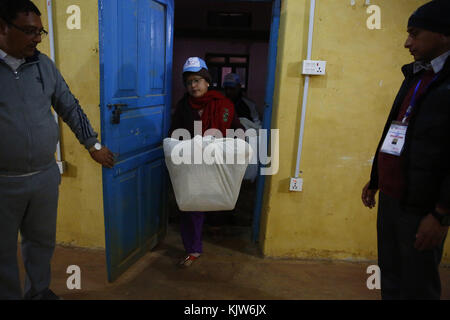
[168,95,195,138]
[439,172,450,210]
[438,130,450,210]
[168,100,184,137]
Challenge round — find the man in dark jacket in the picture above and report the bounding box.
[362,0,450,300]
[0,0,114,299]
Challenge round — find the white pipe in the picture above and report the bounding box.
[46,0,56,61]
[294,0,316,178]
[46,0,63,168]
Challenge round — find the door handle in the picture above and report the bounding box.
[107,103,127,124]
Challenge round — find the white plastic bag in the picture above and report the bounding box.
[164,135,253,212]
[239,117,261,183]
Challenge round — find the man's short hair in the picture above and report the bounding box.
[0,0,41,23]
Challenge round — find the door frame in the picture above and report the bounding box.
[251,0,280,243]
[98,0,280,273]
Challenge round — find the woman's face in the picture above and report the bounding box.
[186,74,209,98]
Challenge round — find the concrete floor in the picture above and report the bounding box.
[20,224,450,300]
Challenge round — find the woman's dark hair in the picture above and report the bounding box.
[0,0,41,23]
[182,68,212,86]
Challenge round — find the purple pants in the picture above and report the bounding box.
[180,211,205,254]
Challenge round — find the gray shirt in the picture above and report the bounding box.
[0,50,99,175]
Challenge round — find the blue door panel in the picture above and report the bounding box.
[118,2,138,94]
[106,96,165,109]
[148,1,166,94]
[107,159,163,268]
[141,160,163,243]
[111,107,164,155]
[139,0,167,96]
[112,148,164,178]
[115,1,139,97]
[113,170,140,261]
[99,0,174,282]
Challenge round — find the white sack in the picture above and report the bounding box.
[164,135,253,212]
[239,118,261,183]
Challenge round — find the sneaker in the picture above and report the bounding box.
[177,254,199,268]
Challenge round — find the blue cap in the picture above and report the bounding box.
[223,73,241,87]
[183,57,208,73]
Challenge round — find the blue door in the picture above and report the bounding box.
[98,0,174,282]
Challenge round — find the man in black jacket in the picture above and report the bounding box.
[361,0,450,300]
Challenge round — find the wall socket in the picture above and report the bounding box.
[290,178,303,192]
[302,60,327,75]
[57,160,66,175]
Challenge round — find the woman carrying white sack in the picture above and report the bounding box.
[168,57,244,268]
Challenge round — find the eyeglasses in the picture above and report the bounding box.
[186,78,204,87]
[8,22,48,38]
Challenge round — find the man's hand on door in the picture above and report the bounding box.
[90,147,115,168]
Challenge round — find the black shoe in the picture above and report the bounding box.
[41,289,62,300]
[25,289,62,300]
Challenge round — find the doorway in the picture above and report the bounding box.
[168,0,280,249]
[99,0,280,281]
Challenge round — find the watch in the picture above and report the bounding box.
[431,210,450,227]
[89,142,102,153]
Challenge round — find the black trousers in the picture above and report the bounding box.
[377,192,447,300]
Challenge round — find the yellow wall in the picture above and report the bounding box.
[261,0,450,263]
[35,0,105,248]
[31,0,449,263]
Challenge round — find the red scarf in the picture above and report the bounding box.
[189,90,235,136]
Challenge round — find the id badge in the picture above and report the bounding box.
[380,121,407,156]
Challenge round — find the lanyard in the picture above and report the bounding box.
[402,74,439,123]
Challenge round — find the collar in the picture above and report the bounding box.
[0,48,7,60]
[0,48,26,62]
[0,48,40,63]
[413,50,450,74]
